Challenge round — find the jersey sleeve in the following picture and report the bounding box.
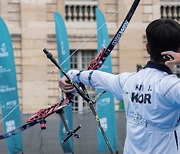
[67,70,124,100]
[162,75,180,108]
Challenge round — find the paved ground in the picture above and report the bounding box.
[0,111,126,154]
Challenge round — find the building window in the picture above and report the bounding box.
[65,1,97,22]
[160,1,180,21]
[70,50,96,112]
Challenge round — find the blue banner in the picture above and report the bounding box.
[54,12,73,153]
[96,8,118,152]
[0,17,23,154]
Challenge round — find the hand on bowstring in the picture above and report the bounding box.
[162,50,180,65]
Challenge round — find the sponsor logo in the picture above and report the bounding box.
[101,97,110,103]
[0,85,16,93]
[100,117,108,131]
[112,20,129,46]
[0,65,11,73]
[100,64,109,70]
[0,43,9,57]
[6,120,16,132]
[6,100,17,107]
[99,97,111,106]
[101,39,106,48]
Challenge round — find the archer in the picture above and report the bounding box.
[59,18,180,154]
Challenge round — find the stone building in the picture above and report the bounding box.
[0,0,179,113]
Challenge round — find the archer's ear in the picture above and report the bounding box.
[146,43,150,54]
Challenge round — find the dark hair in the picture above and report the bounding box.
[146,18,180,62]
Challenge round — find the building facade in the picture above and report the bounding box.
[0,0,179,113]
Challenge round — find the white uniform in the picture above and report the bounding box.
[67,61,180,154]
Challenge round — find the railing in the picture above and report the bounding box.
[160,2,180,21]
[65,1,97,21]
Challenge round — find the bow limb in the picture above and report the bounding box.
[0,120,40,140]
[0,98,69,140]
[26,98,69,123]
[87,0,141,70]
[0,97,81,141]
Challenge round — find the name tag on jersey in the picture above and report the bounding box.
[131,84,152,104]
